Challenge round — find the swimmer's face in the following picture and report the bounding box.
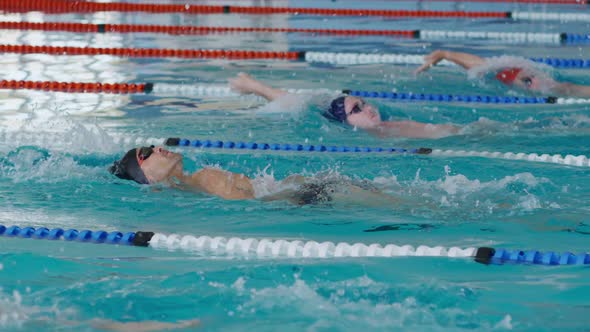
[344,96,381,129]
[512,69,550,91]
[138,146,183,183]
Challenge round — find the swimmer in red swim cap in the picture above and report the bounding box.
[416,49,590,98]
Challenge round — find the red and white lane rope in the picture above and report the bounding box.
[0,21,574,45]
[0,80,330,97]
[4,45,590,71]
[0,44,302,60]
[3,80,590,106]
[415,0,586,3]
[2,1,589,22]
[0,1,509,18]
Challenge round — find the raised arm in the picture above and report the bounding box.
[415,50,487,74]
[228,72,288,101]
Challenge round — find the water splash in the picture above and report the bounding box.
[0,146,103,183]
[0,107,122,155]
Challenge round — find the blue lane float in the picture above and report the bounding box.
[1,224,589,266]
[345,90,558,105]
[0,224,145,246]
[164,138,433,155]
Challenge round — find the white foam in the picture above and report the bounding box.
[0,109,122,154]
[468,55,553,81]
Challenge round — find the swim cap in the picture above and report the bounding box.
[323,96,347,123]
[293,182,335,205]
[495,68,522,85]
[108,148,149,184]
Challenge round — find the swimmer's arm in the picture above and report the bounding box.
[415,50,486,74]
[91,319,200,331]
[187,168,256,200]
[228,72,288,101]
[551,82,590,98]
[378,120,460,139]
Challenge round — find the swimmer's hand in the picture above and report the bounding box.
[228,72,260,95]
[414,50,447,75]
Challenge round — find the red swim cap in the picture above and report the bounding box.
[495,68,522,85]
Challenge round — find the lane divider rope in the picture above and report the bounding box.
[0,128,587,168]
[163,137,433,155]
[3,79,590,105]
[303,51,590,68]
[3,1,590,22]
[423,0,588,4]
[1,128,586,168]
[0,2,510,18]
[1,224,588,266]
[0,44,302,60]
[161,137,590,168]
[2,22,589,45]
[0,0,590,22]
[2,45,590,69]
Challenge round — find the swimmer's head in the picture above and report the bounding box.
[495,68,522,85]
[109,146,183,184]
[495,67,556,92]
[323,96,381,129]
[292,182,335,205]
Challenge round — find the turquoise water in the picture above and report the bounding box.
[1,0,590,330]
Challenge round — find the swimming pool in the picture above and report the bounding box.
[1,0,590,330]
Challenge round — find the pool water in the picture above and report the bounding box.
[1,0,590,331]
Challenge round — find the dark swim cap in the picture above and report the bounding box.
[108,148,149,184]
[322,96,347,123]
[293,182,335,205]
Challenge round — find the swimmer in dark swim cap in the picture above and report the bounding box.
[108,145,400,205]
[229,73,459,139]
[109,146,152,184]
[109,145,255,199]
[416,49,590,97]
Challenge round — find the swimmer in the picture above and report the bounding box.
[108,145,408,206]
[229,73,460,139]
[415,49,590,97]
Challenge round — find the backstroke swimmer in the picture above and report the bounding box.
[228,73,460,139]
[108,144,424,206]
[415,49,590,97]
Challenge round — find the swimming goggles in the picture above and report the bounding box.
[137,145,155,165]
[347,100,365,117]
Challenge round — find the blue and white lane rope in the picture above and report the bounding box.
[164,138,433,155]
[150,84,590,105]
[1,225,588,266]
[160,137,590,168]
[304,51,590,69]
[418,30,585,45]
[0,130,587,168]
[511,11,590,22]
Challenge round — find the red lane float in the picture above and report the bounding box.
[0,1,510,18]
[0,79,148,94]
[0,44,303,60]
[0,21,417,37]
